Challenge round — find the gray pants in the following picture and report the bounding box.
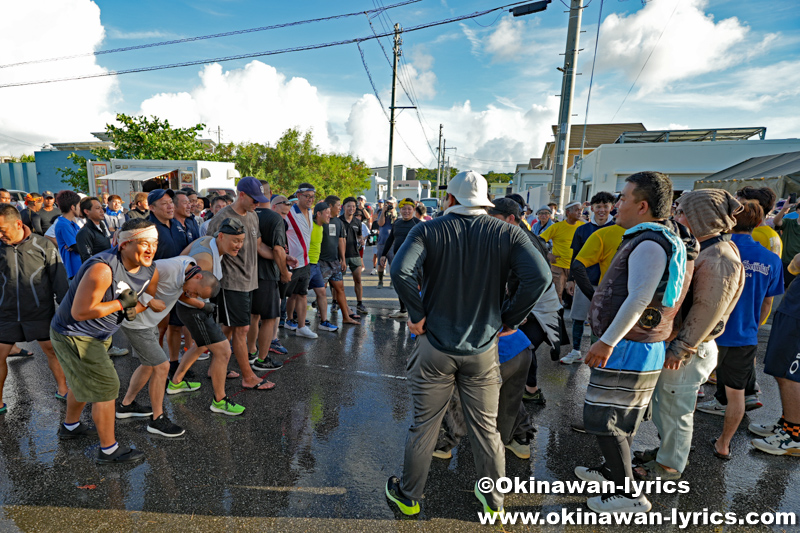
[401,334,505,510]
[651,341,718,472]
[437,347,534,451]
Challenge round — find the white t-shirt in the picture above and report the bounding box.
[45,216,84,238]
[124,256,195,330]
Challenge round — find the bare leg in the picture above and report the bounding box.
[64,390,86,425]
[223,326,259,387]
[777,377,800,422]
[247,314,259,354]
[39,340,68,396]
[313,287,327,322]
[352,267,363,302]
[331,280,358,323]
[147,362,169,419]
[92,400,117,448]
[207,341,232,401]
[0,344,12,405]
[258,318,279,358]
[294,295,308,327]
[167,325,182,362]
[121,365,154,406]
[157,316,169,346]
[286,297,296,322]
[716,386,745,456]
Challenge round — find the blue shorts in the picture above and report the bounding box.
[309,264,325,290]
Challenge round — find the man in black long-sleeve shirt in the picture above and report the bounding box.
[384,171,551,518]
[380,197,420,318]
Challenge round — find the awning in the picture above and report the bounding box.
[101,168,178,181]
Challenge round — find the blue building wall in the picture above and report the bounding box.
[0,162,37,192]
[33,150,96,193]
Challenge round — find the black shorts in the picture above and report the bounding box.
[717,344,758,391]
[251,280,281,319]
[216,289,253,328]
[285,265,311,296]
[0,319,51,344]
[764,312,800,383]
[176,304,228,347]
[168,307,184,327]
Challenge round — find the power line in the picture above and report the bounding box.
[0,2,531,89]
[0,0,423,70]
[449,153,520,164]
[610,0,680,122]
[579,0,603,158]
[0,132,40,147]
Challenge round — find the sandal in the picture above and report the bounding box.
[0,403,6,414]
[633,447,659,464]
[633,460,682,481]
[349,314,361,320]
[243,377,276,391]
[8,348,33,358]
[711,438,732,460]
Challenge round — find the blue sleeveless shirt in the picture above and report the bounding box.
[51,249,155,340]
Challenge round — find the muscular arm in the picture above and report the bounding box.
[773,203,792,228]
[338,238,346,263]
[71,264,133,320]
[273,245,290,283]
[599,241,667,347]
[760,297,773,326]
[257,238,274,260]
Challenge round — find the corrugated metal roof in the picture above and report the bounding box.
[699,151,800,182]
[550,123,646,149]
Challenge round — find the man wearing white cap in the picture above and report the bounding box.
[385,170,551,518]
[540,200,584,303]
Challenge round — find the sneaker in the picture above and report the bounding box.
[474,482,503,518]
[560,349,583,365]
[196,350,210,361]
[696,399,726,416]
[697,389,706,398]
[304,319,311,326]
[96,445,145,465]
[269,339,288,355]
[210,396,245,416]
[432,448,452,459]
[751,430,800,456]
[166,379,202,395]
[388,309,408,319]
[356,303,368,315]
[147,414,185,437]
[116,400,153,419]
[587,493,651,514]
[505,439,531,459]
[522,389,546,405]
[284,319,298,331]
[311,300,317,309]
[377,281,384,289]
[252,357,283,371]
[749,419,784,438]
[571,421,586,433]
[278,318,285,328]
[295,325,318,339]
[575,465,611,483]
[371,268,378,275]
[107,346,128,357]
[745,395,763,411]
[385,476,420,515]
[58,422,98,440]
[248,349,260,364]
[318,320,339,332]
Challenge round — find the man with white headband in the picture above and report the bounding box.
[50,219,163,464]
[540,200,584,303]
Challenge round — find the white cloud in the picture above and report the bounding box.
[596,0,776,92]
[398,47,437,100]
[107,29,176,40]
[0,0,118,155]
[138,61,335,151]
[484,16,527,62]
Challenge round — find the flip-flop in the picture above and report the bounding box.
[243,377,276,391]
[711,438,732,460]
[8,349,33,358]
[55,392,67,402]
[0,403,6,414]
[349,314,361,320]
[633,447,659,464]
[210,371,240,380]
[633,460,682,481]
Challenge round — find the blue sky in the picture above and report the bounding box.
[1,0,798,172]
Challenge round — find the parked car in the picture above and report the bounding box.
[7,190,27,208]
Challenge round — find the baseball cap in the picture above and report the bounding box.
[42,190,54,199]
[357,195,367,201]
[387,196,398,204]
[218,217,245,235]
[181,187,197,196]
[148,188,175,205]
[536,205,552,214]
[446,170,494,208]
[313,201,330,216]
[377,199,385,204]
[237,176,269,203]
[488,197,521,219]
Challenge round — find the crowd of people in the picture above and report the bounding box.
[0,171,798,516]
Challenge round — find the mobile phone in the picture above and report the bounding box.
[790,193,797,204]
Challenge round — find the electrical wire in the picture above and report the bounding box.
[578,0,603,158]
[610,0,680,121]
[0,0,423,70]
[0,1,532,89]
[0,132,40,147]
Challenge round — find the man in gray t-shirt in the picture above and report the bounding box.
[204,177,273,390]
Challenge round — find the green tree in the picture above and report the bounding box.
[8,154,35,163]
[56,153,89,193]
[484,171,513,184]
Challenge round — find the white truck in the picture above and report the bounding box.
[87,158,239,203]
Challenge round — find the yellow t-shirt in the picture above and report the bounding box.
[575,224,626,282]
[540,220,584,269]
[752,225,782,257]
[309,223,323,264]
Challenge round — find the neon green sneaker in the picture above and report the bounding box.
[166,379,201,395]
[210,396,245,416]
[385,476,419,515]
[474,482,503,518]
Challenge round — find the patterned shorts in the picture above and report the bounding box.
[319,260,344,283]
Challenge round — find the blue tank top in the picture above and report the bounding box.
[51,249,155,340]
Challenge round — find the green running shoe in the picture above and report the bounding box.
[385,476,419,515]
[210,396,245,416]
[166,379,201,395]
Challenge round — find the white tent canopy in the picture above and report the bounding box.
[103,168,178,181]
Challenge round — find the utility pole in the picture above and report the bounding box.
[386,23,402,199]
[210,126,222,147]
[551,0,583,210]
[436,124,443,200]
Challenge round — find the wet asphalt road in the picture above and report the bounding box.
[0,247,798,532]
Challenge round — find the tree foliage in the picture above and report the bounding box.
[56,153,89,193]
[7,154,35,163]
